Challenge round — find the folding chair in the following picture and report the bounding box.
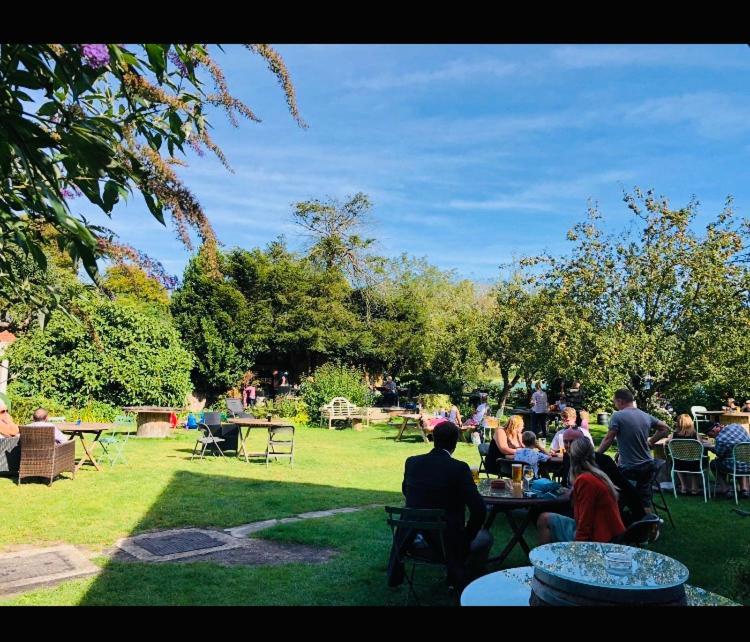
[98,415,135,466]
[713,443,750,505]
[611,513,663,548]
[191,422,225,460]
[477,443,490,478]
[265,425,294,467]
[667,439,708,502]
[690,406,711,434]
[650,459,675,528]
[384,506,449,606]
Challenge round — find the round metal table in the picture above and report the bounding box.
[461,566,738,606]
[529,542,690,605]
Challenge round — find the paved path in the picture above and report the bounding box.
[0,503,384,596]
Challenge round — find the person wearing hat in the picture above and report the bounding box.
[0,399,18,438]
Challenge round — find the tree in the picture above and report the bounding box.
[0,43,304,313]
[524,189,750,411]
[170,246,257,400]
[101,264,170,309]
[6,290,193,407]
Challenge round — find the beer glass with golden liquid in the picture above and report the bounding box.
[512,463,523,484]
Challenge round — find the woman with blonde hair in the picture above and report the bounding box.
[537,437,625,544]
[667,414,703,495]
[484,415,542,475]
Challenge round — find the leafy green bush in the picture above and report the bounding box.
[418,394,452,412]
[6,293,193,408]
[5,392,119,424]
[257,397,309,424]
[300,363,372,423]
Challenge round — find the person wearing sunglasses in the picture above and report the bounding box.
[0,400,19,438]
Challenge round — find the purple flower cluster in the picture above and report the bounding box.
[187,137,205,158]
[168,51,189,77]
[81,44,110,69]
[60,185,82,200]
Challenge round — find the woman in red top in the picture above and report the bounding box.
[537,438,625,544]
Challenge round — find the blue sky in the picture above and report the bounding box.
[82,44,750,283]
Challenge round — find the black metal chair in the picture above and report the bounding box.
[477,443,490,478]
[191,422,225,460]
[265,424,294,466]
[650,459,676,528]
[226,398,252,418]
[384,506,449,606]
[611,513,663,547]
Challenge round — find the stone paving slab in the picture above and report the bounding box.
[224,503,383,538]
[0,545,99,595]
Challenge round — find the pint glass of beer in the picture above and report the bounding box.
[512,463,523,484]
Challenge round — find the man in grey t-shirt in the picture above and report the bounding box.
[596,388,669,511]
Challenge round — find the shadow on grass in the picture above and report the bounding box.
[77,470,410,605]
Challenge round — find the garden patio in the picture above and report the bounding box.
[1,421,747,606]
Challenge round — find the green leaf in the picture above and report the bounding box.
[144,44,166,80]
[102,181,121,212]
[142,191,166,226]
[37,101,59,117]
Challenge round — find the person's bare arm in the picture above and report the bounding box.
[647,420,670,448]
[596,429,618,455]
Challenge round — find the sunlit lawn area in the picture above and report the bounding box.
[1,422,747,605]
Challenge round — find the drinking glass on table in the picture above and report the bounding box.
[523,465,534,490]
[512,463,523,484]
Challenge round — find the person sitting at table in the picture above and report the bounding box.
[389,421,493,590]
[0,399,19,438]
[551,408,593,455]
[742,400,750,413]
[724,397,739,412]
[536,437,626,544]
[447,404,462,426]
[667,414,705,496]
[484,415,525,474]
[27,408,68,443]
[710,423,750,499]
[513,431,551,477]
[462,393,489,442]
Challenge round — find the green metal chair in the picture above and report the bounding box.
[667,439,708,502]
[713,443,750,505]
[98,415,135,466]
[385,506,449,606]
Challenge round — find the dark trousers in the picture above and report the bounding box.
[531,412,548,438]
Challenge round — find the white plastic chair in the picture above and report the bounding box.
[667,439,708,502]
[690,406,710,433]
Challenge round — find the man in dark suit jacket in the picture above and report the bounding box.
[387,421,493,590]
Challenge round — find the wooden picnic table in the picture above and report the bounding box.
[227,417,294,462]
[395,413,431,443]
[59,422,113,472]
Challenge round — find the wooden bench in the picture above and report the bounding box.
[319,397,370,430]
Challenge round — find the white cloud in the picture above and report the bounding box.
[347,58,519,90]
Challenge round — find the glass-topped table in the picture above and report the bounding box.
[461,566,738,607]
[529,542,690,605]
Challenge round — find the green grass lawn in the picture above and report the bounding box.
[1,422,747,605]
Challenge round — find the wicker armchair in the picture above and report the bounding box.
[18,425,76,485]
